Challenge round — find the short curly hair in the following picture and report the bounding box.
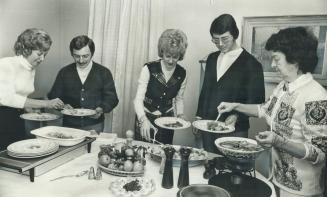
[157,29,188,61]
[69,35,95,56]
[210,14,239,39]
[265,27,318,73]
[14,28,52,57]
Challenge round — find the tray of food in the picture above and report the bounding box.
[109,177,156,197]
[150,145,208,167]
[20,113,60,121]
[61,108,96,116]
[192,120,234,134]
[154,117,191,130]
[31,126,90,146]
[97,142,147,177]
[215,137,264,163]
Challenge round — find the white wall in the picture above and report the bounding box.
[0,0,89,98]
[162,0,327,145]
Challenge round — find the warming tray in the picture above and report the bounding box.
[0,137,95,182]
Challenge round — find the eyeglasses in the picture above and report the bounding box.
[211,36,233,44]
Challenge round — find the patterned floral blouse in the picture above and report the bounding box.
[258,73,327,196]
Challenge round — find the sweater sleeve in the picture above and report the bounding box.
[100,68,119,113]
[0,59,27,108]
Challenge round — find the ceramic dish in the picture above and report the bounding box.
[154,117,191,130]
[178,184,230,197]
[31,126,90,146]
[109,177,155,197]
[98,162,145,177]
[20,113,59,121]
[149,145,208,167]
[61,108,96,117]
[215,137,264,163]
[7,139,59,158]
[192,120,234,134]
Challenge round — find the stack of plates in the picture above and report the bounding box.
[7,139,59,158]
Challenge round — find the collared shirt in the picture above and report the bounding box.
[216,47,243,81]
[76,61,93,84]
[134,60,187,119]
[258,73,327,196]
[0,56,35,108]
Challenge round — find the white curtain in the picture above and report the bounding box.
[88,0,164,137]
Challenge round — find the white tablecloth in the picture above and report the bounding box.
[0,138,276,197]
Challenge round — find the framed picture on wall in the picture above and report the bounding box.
[241,15,327,85]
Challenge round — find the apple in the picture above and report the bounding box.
[133,161,144,172]
[99,154,111,167]
[123,160,133,172]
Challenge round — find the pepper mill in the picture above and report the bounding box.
[177,147,192,188]
[159,151,166,174]
[203,159,216,179]
[161,146,175,189]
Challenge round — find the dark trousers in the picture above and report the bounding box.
[0,106,25,150]
[134,111,174,144]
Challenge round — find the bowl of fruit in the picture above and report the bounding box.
[97,142,147,177]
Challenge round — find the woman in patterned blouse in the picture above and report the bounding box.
[217,27,327,197]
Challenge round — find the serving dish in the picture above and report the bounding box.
[215,137,264,163]
[150,145,207,167]
[61,108,96,117]
[20,113,59,121]
[31,126,90,146]
[109,177,155,197]
[7,139,59,158]
[178,184,230,197]
[192,120,234,134]
[154,117,191,130]
[98,162,144,177]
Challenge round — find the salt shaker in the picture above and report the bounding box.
[95,167,102,180]
[161,146,175,189]
[88,167,95,180]
[177,147,192,188]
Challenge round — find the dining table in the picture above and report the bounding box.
[0,136,276,197]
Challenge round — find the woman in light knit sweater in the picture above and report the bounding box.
[0,28,64,150]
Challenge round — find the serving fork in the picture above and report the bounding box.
[50,170,89,181]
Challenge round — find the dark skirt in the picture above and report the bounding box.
[0,106,25,150]
[134,111,174,144]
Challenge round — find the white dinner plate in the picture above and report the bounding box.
[154,117,191,130]
[7,139,59,157]
[192,120,234,134]
[20,113,59,121]
[61,108,96,117]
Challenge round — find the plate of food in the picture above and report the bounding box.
[61,108,96,117]
[154,117,191,130]
[150,145,208,167]
[31,126,90,146]
[215,137,264,163]
[20,113,59,121]
[192,120,234,134]
[109,177,155,197]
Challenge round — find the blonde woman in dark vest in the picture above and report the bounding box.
[134,29,188,144]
